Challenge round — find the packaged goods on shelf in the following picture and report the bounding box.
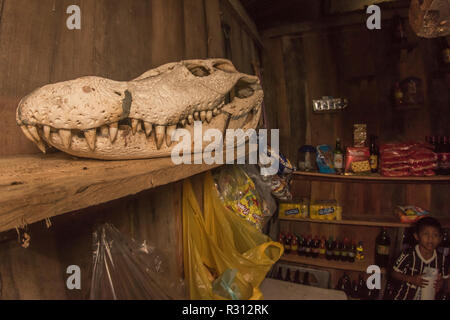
[309,200,342,221]
[345,147,371,175]
[380,142,437,177]
[394,205,430,223]
[278,199,309,220]
[316,145,336,174]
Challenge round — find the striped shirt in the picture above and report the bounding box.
[392,245,449,300]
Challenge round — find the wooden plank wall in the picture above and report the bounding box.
[0,0,260,300]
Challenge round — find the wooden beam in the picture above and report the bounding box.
[223,0,264,48]
[263,7,410,38]
[0,152,221,233]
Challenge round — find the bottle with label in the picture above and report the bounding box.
[319,236,326,257]
[351,280,360,300]
[312,236,320,258]
[291,236,298,253]
[341,238,349,262]
[305,235,312,258]
[438,230,450,259]
[375,228,391,268]
[369,135,379,173]
[357,273,367,300]
[334,138,344,174]
[348,240,356,263]
[284,233,291,255]
[326,237,334,261]
[336,273,352,297]
[297,235,305,256]
[333,239,341,261]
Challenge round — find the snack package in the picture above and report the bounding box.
[214,166,266,230]
[345,147,371,175]
[353,124,367,147]
[309,200,342,221]
[316,145,336,174]
[278,199,310,220]
[395,205,430,223]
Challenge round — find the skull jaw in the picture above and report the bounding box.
[41,109,261,160]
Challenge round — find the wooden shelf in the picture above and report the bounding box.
[279,215,450,228]
[293,171,450,184]
[0,152,221,233]
[280,254,385,273]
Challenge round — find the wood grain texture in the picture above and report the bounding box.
[204,0,225,58]
[183,0,208,59]
[0,152,221,233]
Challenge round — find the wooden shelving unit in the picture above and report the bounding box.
[279,216,450,228]
[293,171,450,184]
[0,152,221,233]
[280,254,386,273]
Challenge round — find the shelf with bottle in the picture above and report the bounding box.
[292,171,450,184]
[279,214,450,228]
[279,233,387,274]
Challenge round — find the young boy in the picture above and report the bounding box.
[391,217,449,300]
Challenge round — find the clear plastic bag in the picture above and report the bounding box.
[89,223,185,300]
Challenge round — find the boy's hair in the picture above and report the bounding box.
[415,217,442,235]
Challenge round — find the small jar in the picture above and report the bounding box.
[298,145,317,172]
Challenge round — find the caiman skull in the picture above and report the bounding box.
[16,59,263,159]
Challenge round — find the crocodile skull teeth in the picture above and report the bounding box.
[16,59,263,160]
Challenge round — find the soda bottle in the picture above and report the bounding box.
[375,228,391,268]
[297,235,305,256]
[348,240,356,263]
[357,273,368,300]
[305,235,312,258]
[341,238,349,262]
[312,236,320,258]
[438,136,450,175]
[291,235,298,253]
[333,239,341,261]
[278,232,285,249]
[284,233,292,255]
[326,237,334,261]
[351,280,360,300]
[319,236,326,257]
[336,273,352,297]
[356,241,365,261]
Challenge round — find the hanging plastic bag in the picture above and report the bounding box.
[183,171,283,300]
[90,223,185,300]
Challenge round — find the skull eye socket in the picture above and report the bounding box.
[186,64,210,77]
[213,62,236,73]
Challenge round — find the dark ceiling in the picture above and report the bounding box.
[240,0,324,31]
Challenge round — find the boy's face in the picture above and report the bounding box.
[414,226,442,252]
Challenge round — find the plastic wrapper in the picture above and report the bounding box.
[90,223,185,300]
[241,164,277,218]
[316,145,336,174]
[394,205,430,223]
[212,269,241,300]
[278,199,309,220]
[309,200,342,221]
[183,172,283,300]
[213,166,268,230]
[345,147,371,175]
[353,124,367,147]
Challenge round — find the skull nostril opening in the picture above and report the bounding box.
[186,64,210,77]
[234,78,256,99]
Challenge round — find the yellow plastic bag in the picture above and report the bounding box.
[183,171,283,300]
